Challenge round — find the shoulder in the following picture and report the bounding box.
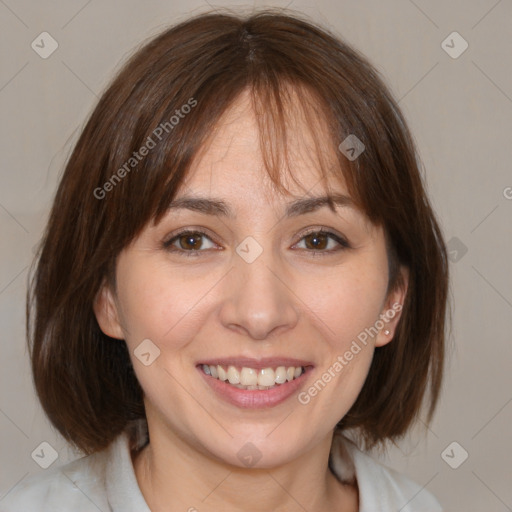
[1,430,151,512]
[0,446,110,512]
[331,434,443,512]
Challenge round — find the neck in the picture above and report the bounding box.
[132,425,358,512]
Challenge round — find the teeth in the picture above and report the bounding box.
[275,366,287,384]
[217,365,227,381]
[258,368,275,387]
[203,364,305,388]
[227,366,240,384]
[240,367,258,386]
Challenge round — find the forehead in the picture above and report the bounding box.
[179,87,346,202]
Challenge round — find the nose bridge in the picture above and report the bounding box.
[219,241,299,340]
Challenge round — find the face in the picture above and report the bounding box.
[95,89,407,469]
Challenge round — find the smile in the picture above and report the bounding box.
[201,364,305,390]
[197,358,314,408]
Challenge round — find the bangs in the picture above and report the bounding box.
[92,14,391,250]
[127,85,363,238]
[148,80,355,226]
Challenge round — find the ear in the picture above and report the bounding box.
[375,266,409,348]
[93,281,124,339]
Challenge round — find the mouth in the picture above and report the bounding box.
[200,363,307,390]
[196,358,314,408]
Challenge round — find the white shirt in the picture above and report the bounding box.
[0,428,442,511]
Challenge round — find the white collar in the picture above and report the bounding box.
[3,420,441,511]
[100,423,441,511]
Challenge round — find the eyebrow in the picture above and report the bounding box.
[167,193,354,218]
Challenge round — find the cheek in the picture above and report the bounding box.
[302,264,389,349]
[115,265,215,407]
[115,260,212,353]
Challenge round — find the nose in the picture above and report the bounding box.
[218,247,300,340]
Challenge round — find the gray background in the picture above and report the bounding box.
[1,1,511,511]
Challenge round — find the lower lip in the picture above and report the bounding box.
[197,366,311,409]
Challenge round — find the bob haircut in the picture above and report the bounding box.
[28,9,449,455]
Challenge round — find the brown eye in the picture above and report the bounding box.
[177,233,204,250]
[163,230,217,256]
[294,230,350,254]
[303,232,329,250]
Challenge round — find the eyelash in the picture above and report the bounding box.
[162,227,351,258]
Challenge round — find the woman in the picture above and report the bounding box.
[4,9,449,511]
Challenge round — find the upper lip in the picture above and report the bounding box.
[197,357,314,370]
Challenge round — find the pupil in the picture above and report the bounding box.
[307,233,327,250]
[182,233,201,250]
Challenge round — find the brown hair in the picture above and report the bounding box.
[27,9,449,455]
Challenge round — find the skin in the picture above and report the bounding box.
[95,88,408,512]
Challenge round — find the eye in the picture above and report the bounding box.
[163,227,350,258]
[293,229,350,254]
[163,230,218,256]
